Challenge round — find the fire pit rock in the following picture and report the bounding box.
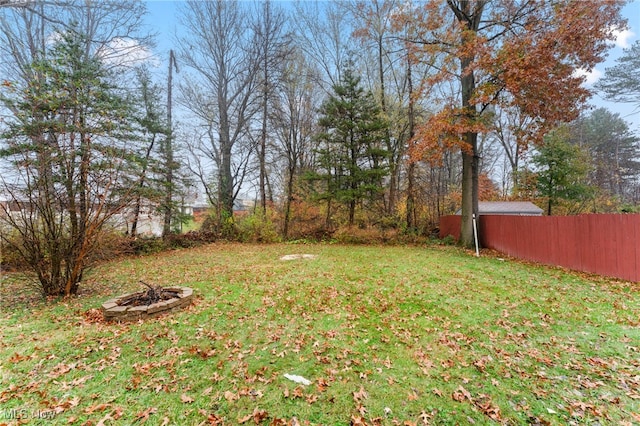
[102,286,193,322]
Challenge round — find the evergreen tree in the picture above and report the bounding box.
[533,126,594,215]
[569,108,640,204]
[596,40,640,110]
[0,29,140,296]
[129,66,168,238]
[310,67,389,226]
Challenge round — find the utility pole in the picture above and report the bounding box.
[163,49,178,238]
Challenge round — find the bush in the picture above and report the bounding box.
[200,212,239,240]
[331,226,431,245]
[280,200,334,241]
[236,211,281,243]
[0,228,28,271]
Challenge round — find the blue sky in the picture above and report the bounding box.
[587,1,640,131]
[142,0,640,132]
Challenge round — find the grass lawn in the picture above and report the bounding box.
[1,243,639,425]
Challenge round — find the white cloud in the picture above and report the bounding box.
[46,32,159,68]
[97,38,160,68]
[574,67,603,86]
[611,28,635,49]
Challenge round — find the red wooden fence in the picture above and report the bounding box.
[439,214,640,282]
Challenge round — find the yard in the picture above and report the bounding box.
[0,243,638,425]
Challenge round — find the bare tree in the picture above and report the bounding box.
[350,0,401,215]
[271,50,320,237]
[162,49,178,237]
[0,0,151,82]
[487,105,534,195]
[252,0,290,216]
[291,1,356,93]
[178,0,259,228]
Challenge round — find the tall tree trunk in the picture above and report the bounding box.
[451,0,484,248]
[131,135,156,238]
[405,54,417,231]
[282,160,295,238]
[259,71,268,216]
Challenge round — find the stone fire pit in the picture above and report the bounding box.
[102,286,193,322]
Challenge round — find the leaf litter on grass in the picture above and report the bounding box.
[0,243,638,424]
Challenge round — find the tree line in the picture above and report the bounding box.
[0,0,638,296]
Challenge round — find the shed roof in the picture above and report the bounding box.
[456,201,543,215]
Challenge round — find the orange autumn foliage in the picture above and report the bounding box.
[401,0,625,161]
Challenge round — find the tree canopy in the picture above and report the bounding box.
[400,0,625,246]
[533,126,593,216]
[596,40,640,110]
[0,29,140,296]
[0,0,635,272]
[310,67,390,227]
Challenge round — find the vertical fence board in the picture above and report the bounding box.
[439,215,461,240]
[616,215,634,281]
[601,215,619,278]
[636,217,640,282]
[547,216,560,267]
[589,215,604,276]
[628,215,639,282]
[565,216,584,272]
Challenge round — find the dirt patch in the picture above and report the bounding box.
[279,254,318,261]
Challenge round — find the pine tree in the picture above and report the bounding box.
[533,126,594,216]
[0,29,140,296]
[310,67,389,227]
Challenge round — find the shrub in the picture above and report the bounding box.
[0,228,29,271]
[236,211,281,243]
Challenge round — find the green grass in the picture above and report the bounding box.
[1,243,639,425]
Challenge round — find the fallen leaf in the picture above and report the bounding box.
[292,386,304,399]
[353,386,368,403]
[252,408,268,423]
[238,413,253,424]
[452,386,472,403]
[181,393,194,404]
[383,356,393,368]
[316,377,329,392]
[357,404,367,416]
[85,403,112,414]
[476,395,502,421]
[96,413,113,426]
[224,390,239,402]
[200,409,225,425]
[112,407,123,420]
[134,407,157,423]
[418,411,432,425]
[351,415,368,426]
[237,407,267,424]
[9,352,32,363]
